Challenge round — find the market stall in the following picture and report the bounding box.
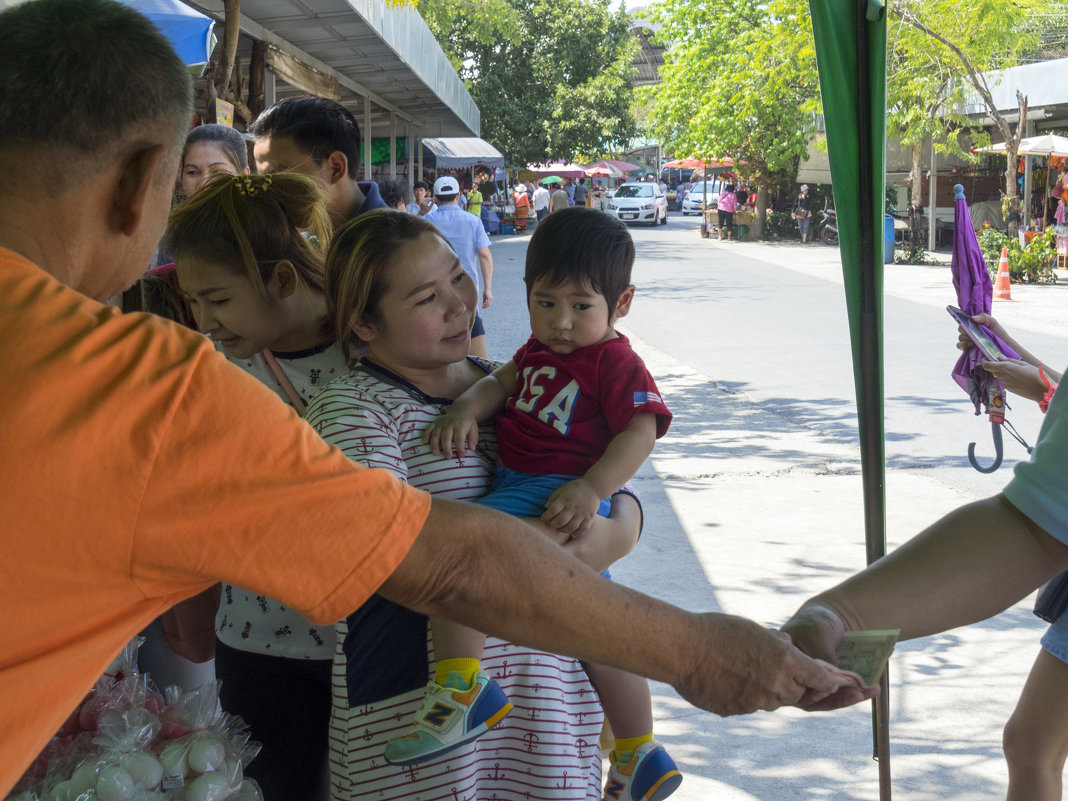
[421,137,508,230]
[975,134,1068,238]
[420,137,505,173]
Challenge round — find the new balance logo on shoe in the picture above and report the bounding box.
[604,779,625,799]
[423,702,455,727]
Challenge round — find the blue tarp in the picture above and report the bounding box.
[118,0,215,67]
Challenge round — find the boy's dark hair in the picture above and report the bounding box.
[249,96,361,179]
[378,179,408,208]
[413,181,428,191]
[524,207,634,316]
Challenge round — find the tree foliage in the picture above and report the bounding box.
[641,0,819,238]
[418,0,638,165]
[416,0,522,68]
[889,0,1063,237]
[887,13,983,208]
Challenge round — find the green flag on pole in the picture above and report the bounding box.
[808,1,891,796]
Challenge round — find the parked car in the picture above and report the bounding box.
[681,181,720,216]
[607,182,668,225]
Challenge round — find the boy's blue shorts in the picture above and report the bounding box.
[478,467,612,518]
[478,467,612,579]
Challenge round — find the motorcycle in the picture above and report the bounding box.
[819,208,839,245]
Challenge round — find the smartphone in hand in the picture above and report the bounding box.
[947,306,1006,362]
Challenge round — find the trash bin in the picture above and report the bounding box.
[884,214,895,264]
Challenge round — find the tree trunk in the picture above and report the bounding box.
[213,0,241,104]
[1005,145,1021,240]
[910,141,924,255]
[752,183,769,240]
[204,70,218,124]
[1001,91,1027,241]
[248,39,266,121]
[910,142,924,208]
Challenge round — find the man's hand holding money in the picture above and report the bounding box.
[781,603,894,711]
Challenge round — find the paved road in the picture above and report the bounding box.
[479,213,1068,800]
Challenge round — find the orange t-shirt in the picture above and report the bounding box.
[0,247,431,793]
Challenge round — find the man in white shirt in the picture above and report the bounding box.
[533,183,551,221]
[424,176,494,358]
[406,181,437,216]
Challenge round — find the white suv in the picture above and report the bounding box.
[607,182,668,226]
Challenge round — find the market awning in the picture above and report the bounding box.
[527,162,588,178]
[421,137,504,169]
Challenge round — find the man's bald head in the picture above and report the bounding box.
[0,0,194,187]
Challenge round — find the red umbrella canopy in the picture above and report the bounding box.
[665,157,743,175]
[585,160,624,178]
[663,157,707,169]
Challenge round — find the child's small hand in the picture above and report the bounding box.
[424,410,480,459]
[542,478,602,536]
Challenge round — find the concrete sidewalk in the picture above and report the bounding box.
[608,239,1062,800]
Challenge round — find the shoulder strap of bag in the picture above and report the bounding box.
[262,349,307,417]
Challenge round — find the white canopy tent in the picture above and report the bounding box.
[975,134,1068,157]
[421,137,505,169]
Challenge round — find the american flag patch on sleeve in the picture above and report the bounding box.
[633,391,663,406]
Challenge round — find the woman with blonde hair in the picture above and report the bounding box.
[163,172,347,801]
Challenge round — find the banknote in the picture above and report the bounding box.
[835,628,900,688]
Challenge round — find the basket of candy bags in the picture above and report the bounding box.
[6,639,262,801]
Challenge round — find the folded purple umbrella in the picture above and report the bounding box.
[950,184,1023,471]
[950,184,1019,411]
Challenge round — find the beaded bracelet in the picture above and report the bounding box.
[1039,366,1058,414]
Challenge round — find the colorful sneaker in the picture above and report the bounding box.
[383,670,513,765]
[602,742,682,801]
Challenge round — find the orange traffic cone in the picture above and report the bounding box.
[993,247,1012,301]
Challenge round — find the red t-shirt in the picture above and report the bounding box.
[496,335,671,476]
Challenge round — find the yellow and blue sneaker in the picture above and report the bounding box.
[384,670,513,765]
[603,741,682,801]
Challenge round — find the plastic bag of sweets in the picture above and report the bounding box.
[63,690,165,801]
[153,684,260,801]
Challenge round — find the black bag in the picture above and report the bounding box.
[1034,570,1068,623]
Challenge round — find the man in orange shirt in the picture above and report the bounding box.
[0,0,848,794]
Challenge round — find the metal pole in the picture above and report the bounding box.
[928,138,937,252]
[1022,117,1034,229]
[855,2,890,797]
[363,96,372,182]
[389,112,397,180]
[263,67,276,108]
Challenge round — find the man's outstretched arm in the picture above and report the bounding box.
[378,497,845,717]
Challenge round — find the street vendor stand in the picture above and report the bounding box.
[421,137,506,229]
[975,134,1068,241]
[733,207,754,240]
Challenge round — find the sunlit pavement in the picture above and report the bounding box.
[481,215,1068,800]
